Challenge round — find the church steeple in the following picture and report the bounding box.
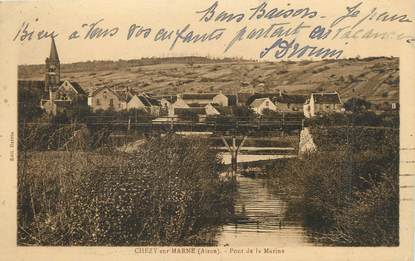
[45,37,60,93]
[49,36,60,62]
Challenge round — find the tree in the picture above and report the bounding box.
[232,106,256,121]
[179,110,199,122]
[66,95,90,122]
[18,85,44,122]
[344,97,372,112]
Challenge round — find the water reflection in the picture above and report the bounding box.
[216,175,316,247]
[220,153,296,165]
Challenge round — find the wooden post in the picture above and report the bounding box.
[220,135,247,179]
[127,117,131,132]
[238,136,248,151]
[232,136,237,177]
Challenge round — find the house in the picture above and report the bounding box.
[155,95,177,110]
[274,94,308,112]
[303,92,343,118]
[88,87,161,115]
[127,94,161,115]
[204,103,221,116]
[180,91,228,106]
[250,98,277,115]
[162,95,190,117]
[171,95,190,108]
[246,93,281,106]
[88,86,125,112]
[173,107,207,122]
[391,102,399,110]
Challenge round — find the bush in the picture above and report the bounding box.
[232,106,256,121]
[306,112,397,128]
[344,98,372,112]
[178,110,199,122]
[18,135,235,245]
[266,127,399,246]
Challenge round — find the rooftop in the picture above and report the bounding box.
[312,92,342,104]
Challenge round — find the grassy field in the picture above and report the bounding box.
[17,135,235,246]
[19,56,399,104]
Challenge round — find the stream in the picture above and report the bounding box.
[216,174,316,247]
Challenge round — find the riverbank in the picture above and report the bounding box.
[17,135,236,246]
[265,126,399,246]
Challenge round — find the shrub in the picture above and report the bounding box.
[266,127,399,246]
[178,110,199,122]
[18,135,235,245]
[344,98,372,112]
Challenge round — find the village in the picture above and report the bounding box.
[19,38,344,122]
[17,37,400,248]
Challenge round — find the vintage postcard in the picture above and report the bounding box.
[0,0,414,260]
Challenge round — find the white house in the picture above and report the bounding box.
[205,103,221,116]
[303,92,343,118]
[249,98,277,115]
[88,87,161,114]
[127,94,161,115]
[156,95,177,110]
[166,95,190,117]
[274,93,308,112]
[88,86,126,112]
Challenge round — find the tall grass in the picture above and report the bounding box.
[266,127,399,246]
[18,135,235,246]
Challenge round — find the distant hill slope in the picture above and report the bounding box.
[18,56,399,104]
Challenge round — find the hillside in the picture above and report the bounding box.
[18,57,399,104]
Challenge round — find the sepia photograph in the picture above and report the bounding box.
[17,36,399,247]
[1,1,414,260]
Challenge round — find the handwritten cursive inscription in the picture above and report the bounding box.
[260,38,343,59]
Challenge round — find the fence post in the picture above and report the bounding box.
[232,136,237,179]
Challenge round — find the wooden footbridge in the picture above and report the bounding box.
[85,114,305,135]
[87,115,305,177]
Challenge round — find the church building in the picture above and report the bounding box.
[40,37,87,115]
[18,37,87,116]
